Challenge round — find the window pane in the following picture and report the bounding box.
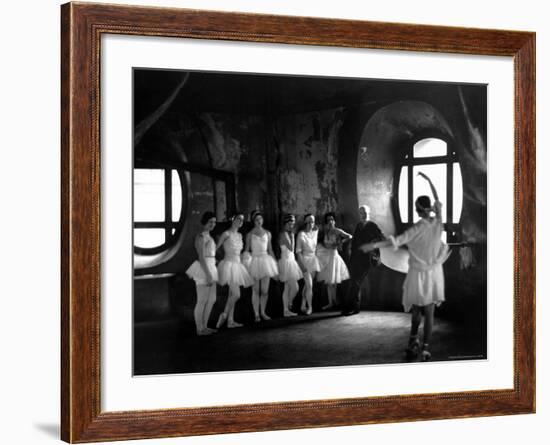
[134,169,165,222]
[453,162,463,224]
[134,228,165,249]
[413,164,447,223]
[413,138,447,158]
[171,170,182,222]
[398,166,408,223]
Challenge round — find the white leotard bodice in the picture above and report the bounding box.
[200,233,216,257]
[222,231,244,259]
[250,232,269,256]
[298,229,318,256]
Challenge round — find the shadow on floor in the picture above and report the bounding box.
[134,311,486,376]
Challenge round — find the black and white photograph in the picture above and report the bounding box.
[133,68,487,376]
[4,0,546,443]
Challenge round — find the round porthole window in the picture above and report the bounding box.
[133,167,186,255]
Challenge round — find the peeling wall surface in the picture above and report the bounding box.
[196,112,267,215]
[277,108,344,219]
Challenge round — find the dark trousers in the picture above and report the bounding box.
[343,253,372,312]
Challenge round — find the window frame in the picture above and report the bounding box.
[133,160,189,255]
[394,134,462,243]
[133,159,237,256]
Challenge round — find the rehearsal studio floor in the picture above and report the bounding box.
[134,310,487,376]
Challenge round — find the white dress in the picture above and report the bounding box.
[185,233,218,285]
[247,232,279,279]
[296,229,321,273]
[317,231,350,284]
[278,233,303,282]
[217,232,254,287]
[389,202,450,312]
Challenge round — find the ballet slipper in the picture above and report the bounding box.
[305,308,312,315]
[197,329,213,336]
[227,320,243,328]
[405,337,420,360]
[322,303,334,311]
[215,312,227,329]
[260,313,271,321]
[300,291,308,313]
[421,344,431,361]
[284,310,297,317]
[254,314,261,323]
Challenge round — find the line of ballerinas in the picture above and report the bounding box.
[279,211,353,315]
[295,212,354,312]
[186,210,353,335]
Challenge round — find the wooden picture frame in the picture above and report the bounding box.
[61,2,535,442]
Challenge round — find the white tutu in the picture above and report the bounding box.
[317,245,350,284]
[278,246,303,282]
[278,256,303,282]
[296,230,321,274]
[402,265,445,312]
[248,254,279,279]
[241,251,252,269]
[218,256,254,287]
[186,258,218,285]
[301,254,321,273]
[388,214,450,312]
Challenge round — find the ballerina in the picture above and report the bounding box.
[215,212,254,329]
[277,214,303,317]
[185,211,219,335]
[244,211,279,322]
[360,172,450,361]
[296,213,321,315]
[316,212,352,310]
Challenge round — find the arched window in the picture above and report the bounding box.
[397,138,463,242]
[134,165,186,255]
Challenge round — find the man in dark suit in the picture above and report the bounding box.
[341,205,384,316]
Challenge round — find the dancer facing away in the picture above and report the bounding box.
[296,213,321,315]
[277,214,303,317]
[244,211,279,322]
[317,212,352,310]
[341,205,384,316]
[216,212,254,329]
[185,211,219,335]
[360,172,450,361]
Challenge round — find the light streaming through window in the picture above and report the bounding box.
[172,170,182,222]
[134,169,165,222]
[413,138,447,158]
[134,228,165,249]
[398,167,409,223]
[412,164,447,223]
[453,163,463,224]
[397,138,463,233]
[134,168,183,251]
